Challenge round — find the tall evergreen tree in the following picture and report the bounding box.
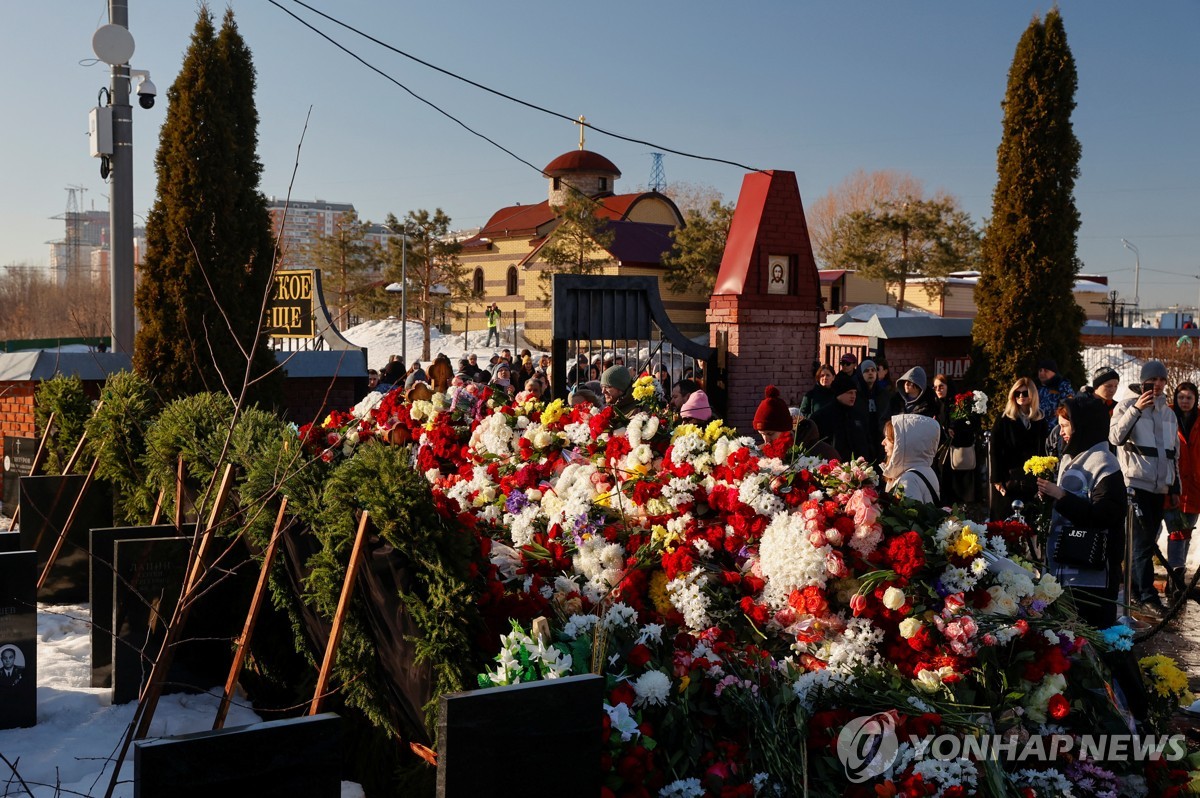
[134,7,280,405]
[971,9,1084,393]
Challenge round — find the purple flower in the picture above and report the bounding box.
[505,490,529,515]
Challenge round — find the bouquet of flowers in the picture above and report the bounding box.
[949,390,988,422]
[1023,455,1059,481]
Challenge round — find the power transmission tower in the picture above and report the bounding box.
[648,152,666,192]
[49,185,88,286]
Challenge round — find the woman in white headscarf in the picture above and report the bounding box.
[881,414,942,504]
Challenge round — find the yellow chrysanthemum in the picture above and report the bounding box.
[649,570,672,613]
[541,399,567,426]
[1023,456,1059,480]
[1140,654,1192,702]
[672,423,701,441]
[704,420,732,443]
[632,375,657,401]
[949,530,982,559]
[651,523,682,552]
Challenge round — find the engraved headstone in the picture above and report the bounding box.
[0,550,37,730]
[134,713,343,798]
[2,436,37,510]
[89,526,180,688]
[111,536,190,705]
[18,474,113,602]
[436,674,603,797]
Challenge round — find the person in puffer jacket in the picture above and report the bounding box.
[881,414,942,504]
[1109,359,1178,612]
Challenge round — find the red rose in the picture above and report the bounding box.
[610,681,636,707]
[626,644,652,668]
[1048,693,1070,720]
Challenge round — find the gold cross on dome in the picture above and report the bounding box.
[576,115,586,150]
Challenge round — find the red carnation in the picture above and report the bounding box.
[1048,693,1070,720]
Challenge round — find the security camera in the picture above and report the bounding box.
[136,77,156,109]
[131,70,156,110]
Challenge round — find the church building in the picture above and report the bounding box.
[453,142,711,349]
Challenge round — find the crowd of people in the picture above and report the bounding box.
[366,346,1197,625]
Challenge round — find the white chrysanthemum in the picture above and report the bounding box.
[350,390,385,419]
[663,476,697,509]
[473,411,517,458]
[791,668,848,711]
[692,538,713,558]
[911,757,979,797]
[562,613,600,640]
[505,503,544,548]
[759,512,831,609]
[666,568,712,630]
[738,473,785,518]
[659,779,704,798]
[574,535,626,602]
[633,670,672,707]
[824,617,883,672]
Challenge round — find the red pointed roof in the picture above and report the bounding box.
[461,192,675,248]
[542,150,621,178]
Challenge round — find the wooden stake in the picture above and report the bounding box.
[36,456,99,591]
[174,455,186,531]
[132,462,237,742]
[149,488,165,526]
[186,463,237,593]
[309,511,371,716]
[8,410,56,531]
[213,498,289,730]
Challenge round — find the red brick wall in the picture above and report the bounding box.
[0,382,38,455]
[709,297,820,433]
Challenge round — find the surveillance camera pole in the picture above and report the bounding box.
[108,0,136,354]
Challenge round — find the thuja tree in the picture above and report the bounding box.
[971,9,1085,393]
[134,7,281,406]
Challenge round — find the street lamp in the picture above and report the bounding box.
[1121,238,1140,324]
[431,283,451,335]
[382,224,407,365]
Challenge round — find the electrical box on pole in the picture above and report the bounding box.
[89,106,114,157]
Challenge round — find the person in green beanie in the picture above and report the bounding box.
[601,365,636,413]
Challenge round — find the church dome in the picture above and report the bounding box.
[542,150,621,178]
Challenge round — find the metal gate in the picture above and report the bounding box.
[550,274,722,415]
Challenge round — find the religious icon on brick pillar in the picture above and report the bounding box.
[767,255,789,295]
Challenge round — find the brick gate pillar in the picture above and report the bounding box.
[707,171,823,433]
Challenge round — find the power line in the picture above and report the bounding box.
[278,0,763,174]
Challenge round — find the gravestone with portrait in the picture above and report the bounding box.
[3,435,37,511]
[0,550,37,729]
[134,713,343,798]
[436,673,603,797]
[89,525,181,688]
[19,474,113,602]
[111,536,191,705]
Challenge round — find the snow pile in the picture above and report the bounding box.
[341,317,546,371]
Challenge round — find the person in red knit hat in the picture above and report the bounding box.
[753,386,793,444]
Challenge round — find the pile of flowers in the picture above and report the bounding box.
[302,381,1194,797]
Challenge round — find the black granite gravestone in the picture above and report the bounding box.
[0,532,20,553]
[436,674,603,797]
[0,550,37,729]
[133,713,342,798]
[112,536,190,705]
[89,526,181,688]
[18,474,113,602]
[3,435,37,510]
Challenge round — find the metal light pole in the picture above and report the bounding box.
[109,0,135,354]
[1121,238,1140,325]
[384,231,408,366]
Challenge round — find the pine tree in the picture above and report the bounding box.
[826,197,980,314]
[381,209,465,362]
[971,9,1084,393]
[537,191,616,300]
[661,199,734,295]
[305,209,375,328]
[133,7,280,405]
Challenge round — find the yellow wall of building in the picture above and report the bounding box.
[625,197,683,226]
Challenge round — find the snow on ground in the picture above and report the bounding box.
[0,574,364,797]
[341,317,547,372]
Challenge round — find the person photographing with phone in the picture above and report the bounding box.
[1109,359,1178,613]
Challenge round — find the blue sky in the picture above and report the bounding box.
[3,1,1197,308]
